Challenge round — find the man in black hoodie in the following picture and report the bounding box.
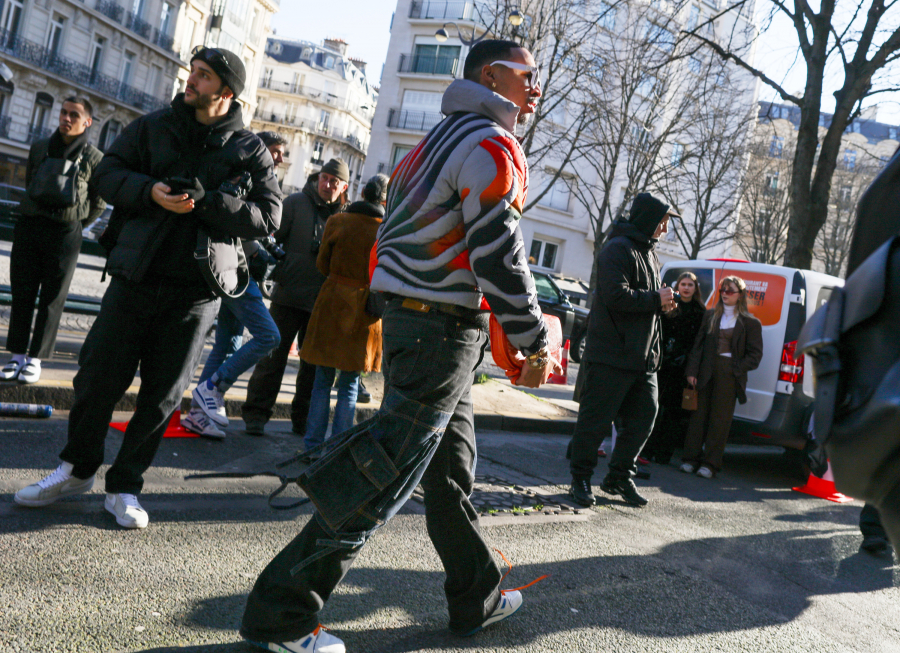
[13,47,282,529]
[241,158,349,437]
[568,193,677,507]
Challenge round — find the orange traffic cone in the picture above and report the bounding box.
[792,460,853,503]
[110,410,199,438]
[288,341,300,358]
[549,339,570,385]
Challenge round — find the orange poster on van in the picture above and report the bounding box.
[705,270,786,326]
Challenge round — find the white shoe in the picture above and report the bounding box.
[193,380,228,427]
[679,462,696,474]
[17,360,40,384]
[182,408,226,440]
[696,466,714,479]
[459,589,523,636]
[14,462,94,506]
[248,625,345,653]
[105,493,149,529]
[0,359,22,380]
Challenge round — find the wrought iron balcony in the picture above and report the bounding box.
[125,12,153,39]
[408,0,490,22]
[376,162,391,174]
[0,27,168,114]
[387,108,443,132]
[96,0,124,22]
[0,115,11,139]
[92,0,176,55]
[398,53,459,76]
[26,125,54,143]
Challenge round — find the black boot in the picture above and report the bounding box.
[357,378,372,404]
[569,477,595,507]
[599,476,648,506]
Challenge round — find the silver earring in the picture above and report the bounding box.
[492,82,496,88]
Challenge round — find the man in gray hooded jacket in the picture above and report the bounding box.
[240,39,559,653]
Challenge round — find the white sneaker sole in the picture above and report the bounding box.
[459,590,522,636]
[13,477,94,507]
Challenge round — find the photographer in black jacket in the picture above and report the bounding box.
[13,47,282,529]
[568,193,677,507]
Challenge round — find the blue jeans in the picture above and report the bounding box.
[304,366,360,451]
[197,280,280,392]
[241,300,502,642]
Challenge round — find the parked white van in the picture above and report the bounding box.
[659,259,843,452]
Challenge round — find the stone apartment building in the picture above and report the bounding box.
[735,101,900,277]
[250,36,378,199]
[361,0,760,284]
[0,0,276,187]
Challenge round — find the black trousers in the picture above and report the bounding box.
[241,302,315,431]
[60,277,218,494]
[569,361,659,482]
[7,215,83,359]
[240,304,501,643]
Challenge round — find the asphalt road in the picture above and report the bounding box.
[0,415,897,653]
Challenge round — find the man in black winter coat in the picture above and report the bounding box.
[568,193,677,507]
[13,47,282,530]
[241,158,349,436]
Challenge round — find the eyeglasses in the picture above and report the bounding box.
[719,289,740,296]
[490,60,541,91]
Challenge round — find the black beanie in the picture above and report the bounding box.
[629,193,672,238]
[321,157,350,182]
[190,47,246,99]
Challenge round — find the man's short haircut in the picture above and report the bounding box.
[63,96,93,117]
[462,39,522,82]
[257,131,288,147]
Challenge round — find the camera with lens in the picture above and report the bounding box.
[261,234,286,261]
[219,171,253,199]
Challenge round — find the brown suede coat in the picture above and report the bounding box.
[300,203,383,372]
[686,310,763,404]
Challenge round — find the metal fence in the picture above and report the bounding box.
[94,0,177,54]
[0,27,169,115]
[388,109,443,132]
[408,0,489,21]
[398,53,459,76]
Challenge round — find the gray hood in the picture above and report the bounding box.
[441,79,521,134]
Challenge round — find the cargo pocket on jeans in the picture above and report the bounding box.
[299,428,400,532]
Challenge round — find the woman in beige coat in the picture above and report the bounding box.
[299,175,387,457]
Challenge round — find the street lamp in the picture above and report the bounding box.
[434,6,525,46]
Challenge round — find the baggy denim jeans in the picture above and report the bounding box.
[196,279,280,391]
[240,301,502,643]
[303,366,360,451]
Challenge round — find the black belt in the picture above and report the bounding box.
[385,294,487,320]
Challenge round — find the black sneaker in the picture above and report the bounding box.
[861,535,891,556]
[599,476,649,506]
[569,478,595,507]
[357,379,372,404]
[244,419,266,436]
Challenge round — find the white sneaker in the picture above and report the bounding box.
[679,462,696,474]
[696,466,714,479]
[17,360,41,384]
[0,359,22,380]
[248,625,345,653]
[105,493,149,529]
[459,589,523,636]
[193,380,228,427]
[14,462,94,506]
[182,408,226,440]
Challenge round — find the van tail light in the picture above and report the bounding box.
[779,340,804,383]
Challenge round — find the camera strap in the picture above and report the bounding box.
[194,228,251,299]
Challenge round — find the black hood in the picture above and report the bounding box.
[609,220,656,249]
[628,193,670,238]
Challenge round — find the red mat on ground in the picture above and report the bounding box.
[110,410,199,438]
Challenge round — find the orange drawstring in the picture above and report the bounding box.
[494,548,549,593]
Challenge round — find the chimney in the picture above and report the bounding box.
[349,57,367,73]
[323,38,348,56]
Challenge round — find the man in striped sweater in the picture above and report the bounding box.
[240,40,559,653]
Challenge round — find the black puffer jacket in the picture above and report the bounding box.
[583,220,664,372]
[270,173,345,311]
[93,95,282,285]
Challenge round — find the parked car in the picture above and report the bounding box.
[532,270,590,362]
[659,258,843,460]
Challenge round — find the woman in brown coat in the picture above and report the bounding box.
[681,275,763,478]
[299,175,387,457]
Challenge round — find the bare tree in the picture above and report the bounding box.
[683,0,900,269]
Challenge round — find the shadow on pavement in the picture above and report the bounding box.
[139,528,898,653]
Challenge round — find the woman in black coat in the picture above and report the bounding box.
[682,275,763,478]
[642,271,706,464]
